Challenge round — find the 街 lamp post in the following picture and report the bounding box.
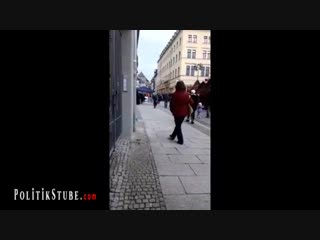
[194,63,204,81]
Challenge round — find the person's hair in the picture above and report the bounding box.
[175,81,186,91]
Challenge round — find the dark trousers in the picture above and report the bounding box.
[187,109,196,122]
[171,116,185,143]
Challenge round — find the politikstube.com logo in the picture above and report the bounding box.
[14,188,96,201]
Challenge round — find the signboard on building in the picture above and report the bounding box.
[123,78,127,92]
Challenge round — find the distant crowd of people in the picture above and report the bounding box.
[136,91,171,107]
[151,92,171,109]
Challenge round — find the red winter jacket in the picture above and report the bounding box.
[170,90,193,117]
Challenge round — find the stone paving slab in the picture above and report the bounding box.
[184,143,211,149]
[164,194,210,210]
[177,148,210,155]
[160,142,188,148]
[154,131,174,136]
[189,164,210,176]
[151,145,180,154]
[159,176,185,195]
[168,155,202,164]
[153,154,172,165]
[196,155,211,164]
[180,176,210,194]
[156,162,195,176]
[188,137,211,141]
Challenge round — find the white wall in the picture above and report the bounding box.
[121,30,137,138]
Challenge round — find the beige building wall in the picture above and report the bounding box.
[156,30,211,93]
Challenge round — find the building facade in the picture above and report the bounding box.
[109,30,139,156]
[156,30,211,93]
[150,69,157,90]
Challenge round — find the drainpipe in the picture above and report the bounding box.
[133,30,138,132]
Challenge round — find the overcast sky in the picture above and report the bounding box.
[137,30,176,81]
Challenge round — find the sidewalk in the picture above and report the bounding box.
[138,102,210,210]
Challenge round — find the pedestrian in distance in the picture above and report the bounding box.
[140,93,144,104]
[152,92,158,108]
[163,93,169,108]
[197,102,203,118]
[186,89,200,124]
[169,81,194,145]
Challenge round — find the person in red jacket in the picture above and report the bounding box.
[169,81,194,145]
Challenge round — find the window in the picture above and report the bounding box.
[205,67,210,76]
[192,50,196,59]
[187,49,191,58]
[180,37,181,45]
[193,35,197,43]
[179,51,181,60]
[176,54,178,62]
[201,67,205,77]
[191,66,195,76]
[175,69,177,78]
[203,50,207,59]
[186,66,190,76]
[207,51,210,59]
[174,45,175,51]
[188,35,192,42]
[204,36,208,44]
[178,67,180,76]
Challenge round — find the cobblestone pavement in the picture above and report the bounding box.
[109,116,166,210]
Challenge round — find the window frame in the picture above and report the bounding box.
[192,49,196,59]
[201,67,205,77]
[186,65,190,76]
[204,36,208,44]
[191,66,195,76]
[203,50,207,59]
[205,66,210,77]
[193,35,197,43]
[187,49,191,58]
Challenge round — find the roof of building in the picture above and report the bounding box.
[137,72,149,83]
[157,30,181,63]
